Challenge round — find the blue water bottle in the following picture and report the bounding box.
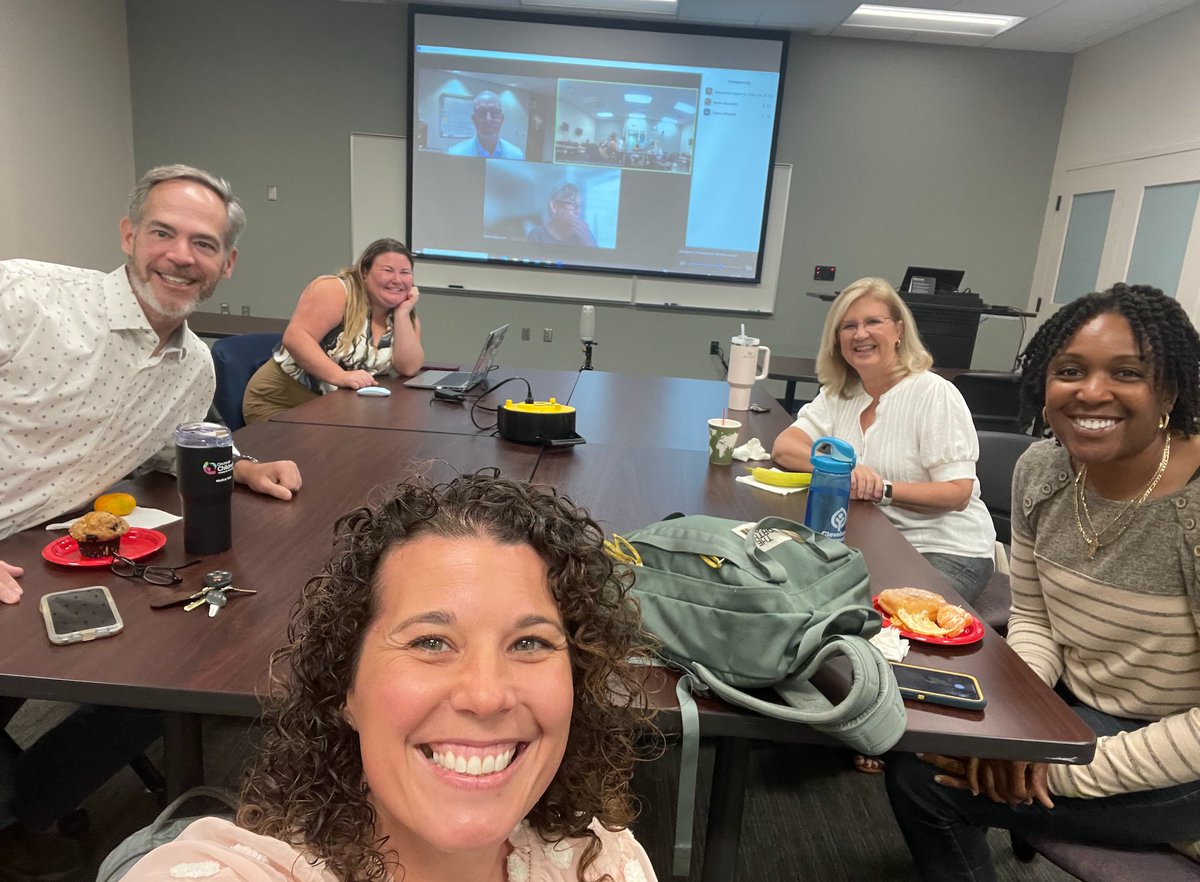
[804,436,856,541]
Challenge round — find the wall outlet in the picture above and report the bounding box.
[710,340,721,355]
[241,306,251,316]
[521,327,530,341]
[543,328,553,342]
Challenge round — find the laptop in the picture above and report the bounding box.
[404,324,509,391]
[899,266,965,295]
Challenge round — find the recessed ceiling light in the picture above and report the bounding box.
[673,101,695,114]
[624,93,653,104]
[843,4,1024,38]
[596,111,614,118]
[628,112,646,119]
[520,0,677,15]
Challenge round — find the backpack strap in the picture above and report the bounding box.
[690,635,906,754]
[671,673,702,878]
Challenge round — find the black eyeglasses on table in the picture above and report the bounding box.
[110,555,200,585]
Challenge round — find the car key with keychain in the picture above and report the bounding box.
[181,569,256,616]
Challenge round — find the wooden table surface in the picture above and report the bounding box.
[268,368,581,435]
[0,422,543,715]
[0,368,1094,881]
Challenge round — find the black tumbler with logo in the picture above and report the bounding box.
[175,422,234,555]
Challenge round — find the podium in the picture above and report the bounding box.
[806,291,1033,369]
[901,291,983,369]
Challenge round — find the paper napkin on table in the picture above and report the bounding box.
[870,626,910,662]
[735,471,807,495]
[732,438,772,461]
[45,507,182,531]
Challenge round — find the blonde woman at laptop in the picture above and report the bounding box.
[242,238,424,423]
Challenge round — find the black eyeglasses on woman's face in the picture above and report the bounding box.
[110,555,201,585]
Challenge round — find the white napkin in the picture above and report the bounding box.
[45,507,182,531]
[870,626,910,662]
[735,473,807,495]
[732,437,772,461]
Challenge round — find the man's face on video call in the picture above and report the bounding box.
[473,95,504,140]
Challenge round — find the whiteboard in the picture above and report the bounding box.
[350,132,408,262]
[349,132,789,313]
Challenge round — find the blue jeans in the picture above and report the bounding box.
[884,691,1200,882]
[921,552,994,603]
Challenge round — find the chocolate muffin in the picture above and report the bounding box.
[69,511,130,559]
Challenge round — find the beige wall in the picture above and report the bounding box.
[1054,3,1200,171]
[0,0,135,268]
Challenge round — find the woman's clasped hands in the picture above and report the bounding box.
[921,753,1055,808]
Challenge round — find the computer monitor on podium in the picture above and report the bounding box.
[900,266,965,294]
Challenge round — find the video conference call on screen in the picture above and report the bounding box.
[409,9,787,283]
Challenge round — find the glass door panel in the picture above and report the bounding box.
[1053,190,1114,303]
[1126,181,1200,298]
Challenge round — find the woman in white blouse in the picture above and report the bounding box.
[773,277,996,602]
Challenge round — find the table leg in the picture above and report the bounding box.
[700,737,750,882]
[162,711,204,798]
[784,380,797,414]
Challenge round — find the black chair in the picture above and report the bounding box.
[953,371,1026,434]
[211,333,282,430]
[971,430,1039,633]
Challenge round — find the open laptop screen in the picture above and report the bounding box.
[899,266,965,294]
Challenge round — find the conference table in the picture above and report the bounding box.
[0,367,1094,882]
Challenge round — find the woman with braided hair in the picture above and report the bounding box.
[885,283,1200,880]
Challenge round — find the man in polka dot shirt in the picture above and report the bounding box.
[0,165,303,604]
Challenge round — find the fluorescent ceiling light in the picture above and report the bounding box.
[628,112,646,119]
[624,93,653,104]
[521,0,677,15]
[660,116,676,125]
[595,111,614,118]
[843,4,1024,37]
[673,101,695,114]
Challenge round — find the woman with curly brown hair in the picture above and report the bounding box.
[124,474,661,882]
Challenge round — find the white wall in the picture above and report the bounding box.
[1054,3,1200,171]
[0,0,135,268]
[1029,3,1200,315]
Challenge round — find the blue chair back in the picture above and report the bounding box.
[211,333,282,430]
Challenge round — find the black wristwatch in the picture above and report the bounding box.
[879,479,894,507]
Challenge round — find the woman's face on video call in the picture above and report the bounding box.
[344,534,574,856]
[363,251,414,311]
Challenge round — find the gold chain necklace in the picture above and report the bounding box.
[1073,432,1171,560]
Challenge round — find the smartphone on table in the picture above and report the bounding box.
[890,661,986,710]
[39,586,124,645]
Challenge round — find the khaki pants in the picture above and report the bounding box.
[241,357,320,424]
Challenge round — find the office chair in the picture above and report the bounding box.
[971,431,1039,633]
[952,371,1027,434]
[1013,836,1200,880]
[211,333,282,431]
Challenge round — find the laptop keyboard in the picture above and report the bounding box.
[435,371,471,388]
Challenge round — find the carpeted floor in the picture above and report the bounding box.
[6,700,1077,882]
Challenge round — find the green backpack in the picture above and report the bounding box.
[620,514,906,876]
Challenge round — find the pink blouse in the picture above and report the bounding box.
[124,816,658,882]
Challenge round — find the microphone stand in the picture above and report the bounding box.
[580,339,596,371]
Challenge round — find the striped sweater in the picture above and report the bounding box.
[1008,441,1200,859]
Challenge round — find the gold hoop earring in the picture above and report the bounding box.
[1159,413,1171,431]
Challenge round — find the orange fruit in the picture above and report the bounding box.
[94,492,136,517]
